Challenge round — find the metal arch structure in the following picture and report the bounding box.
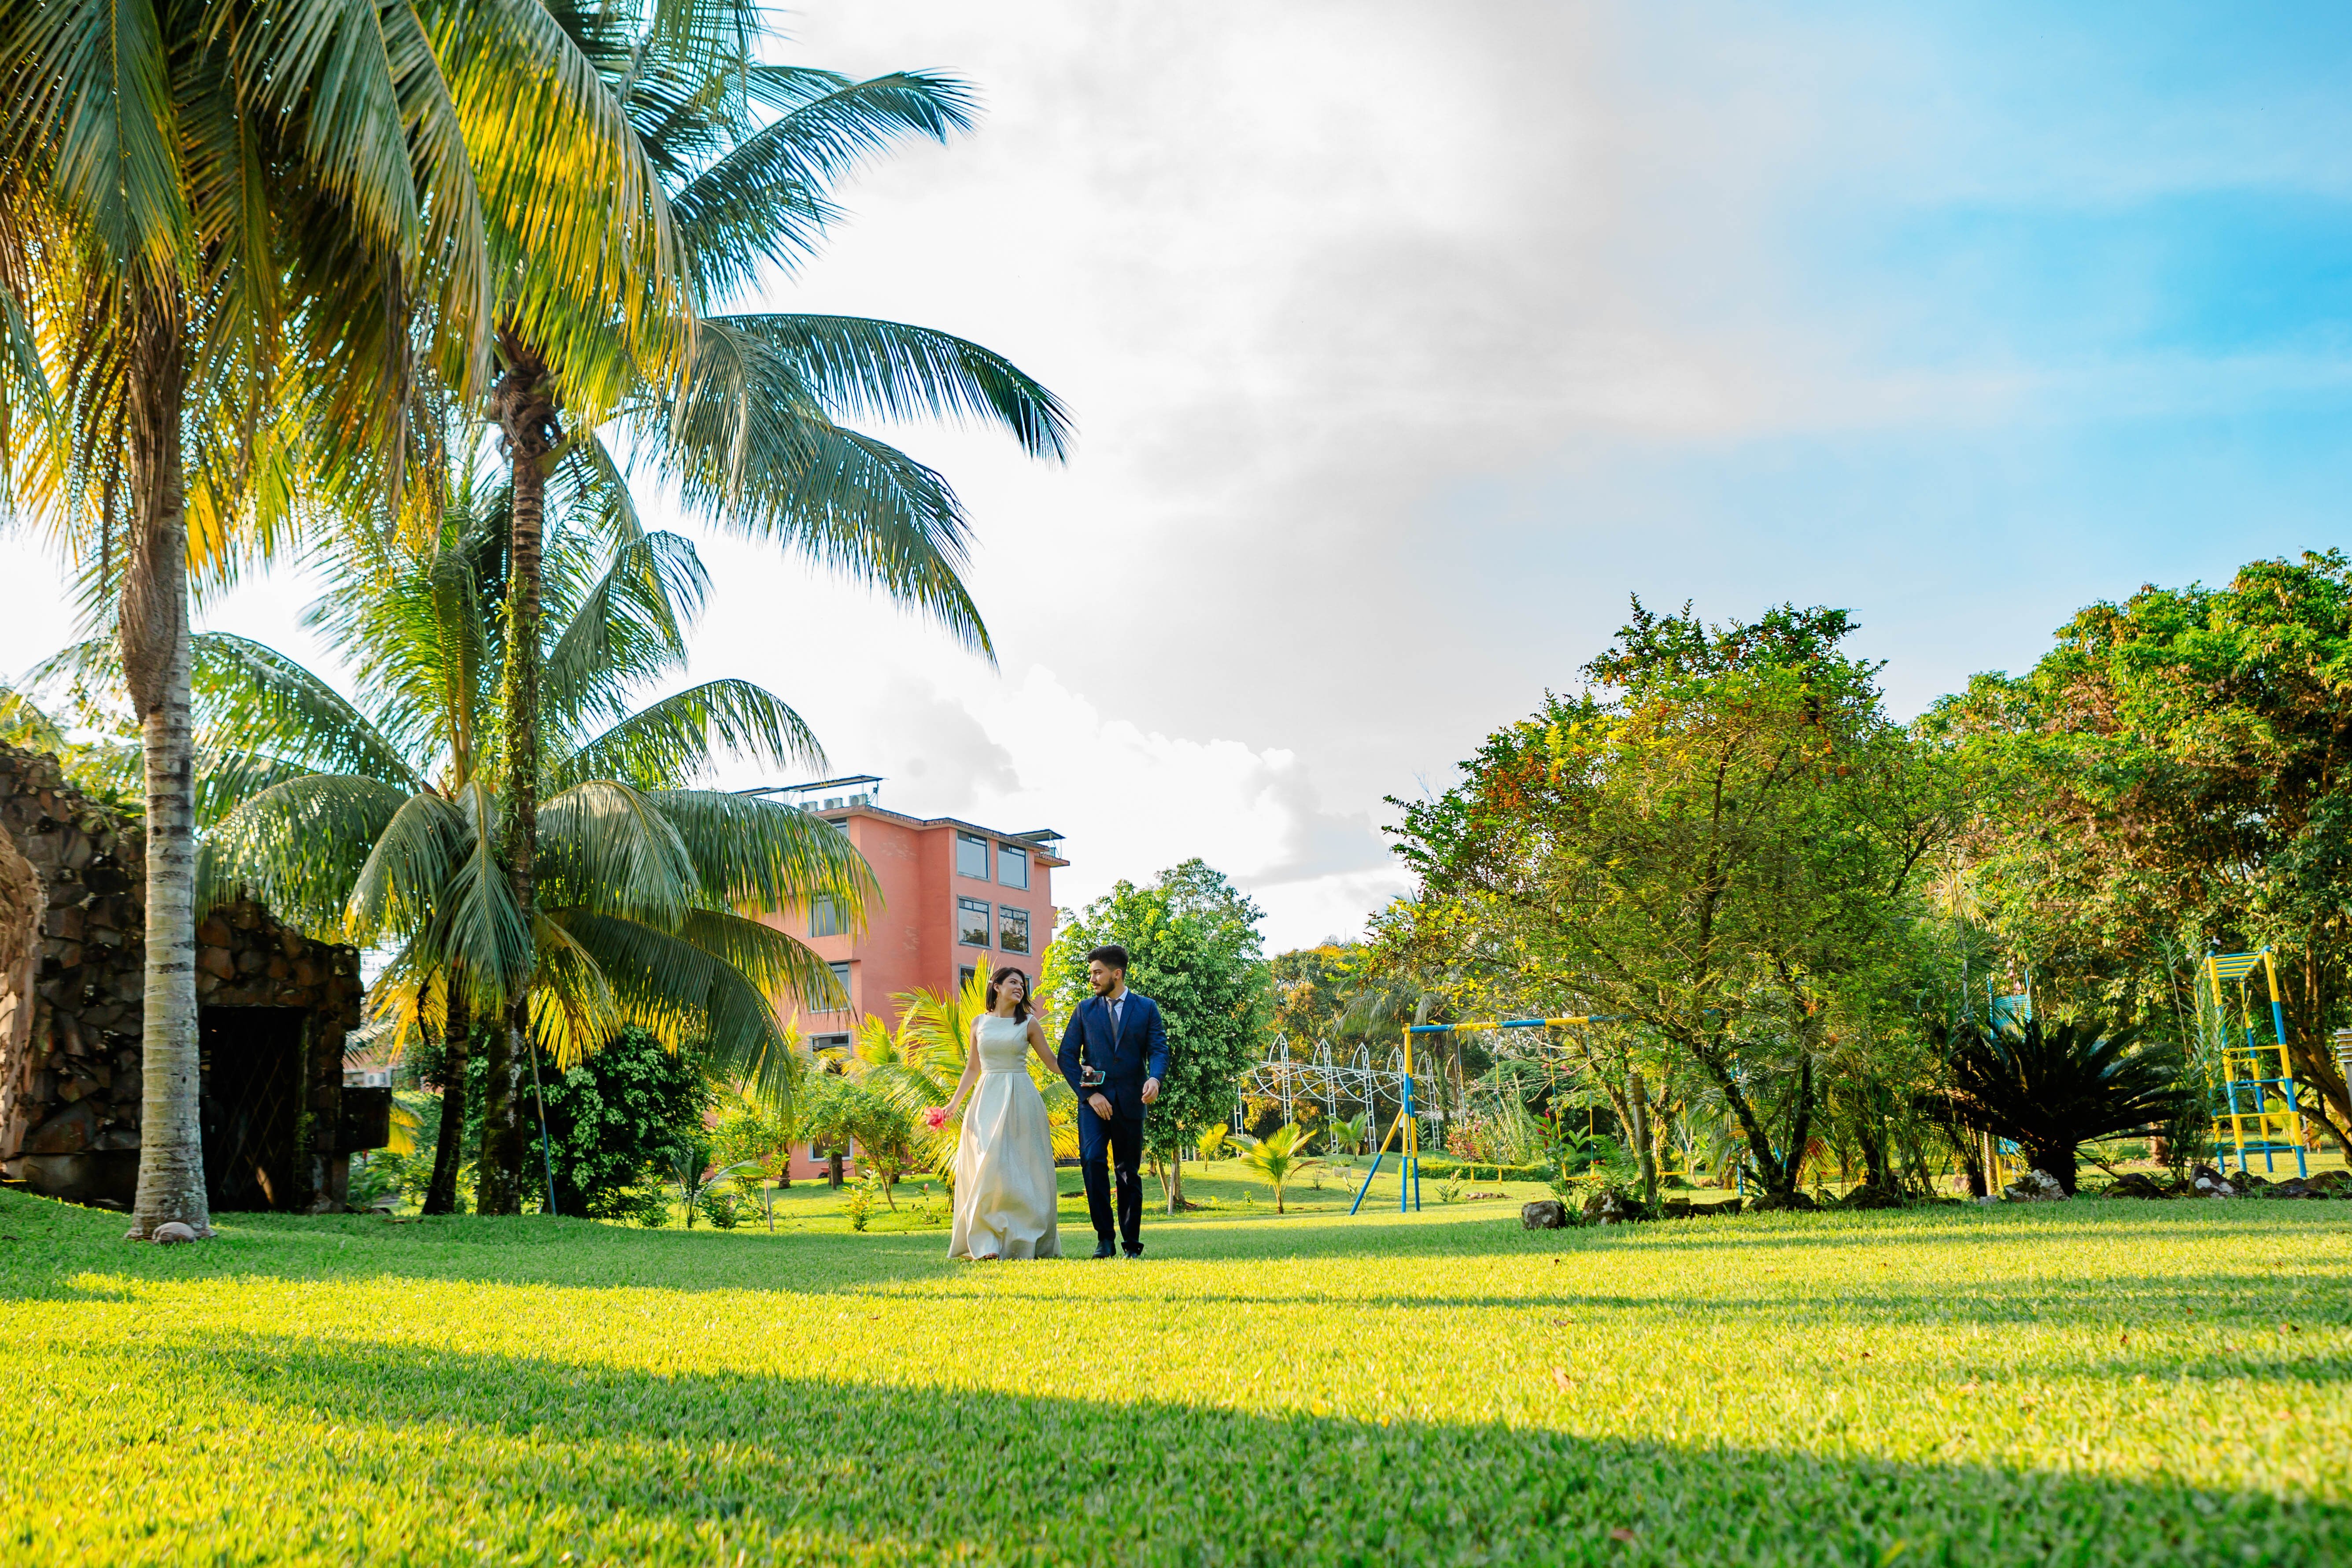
[1233,1034,1425,1135]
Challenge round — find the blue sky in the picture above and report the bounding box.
[4,1,2348,945]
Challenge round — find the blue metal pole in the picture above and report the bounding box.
[1348,1125,1392,1216]
[1399,1056,1413,1214]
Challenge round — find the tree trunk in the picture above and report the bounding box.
[421,993,471,1215]
[1165,1149,1185,1214]
[480,336,560,1213]
[475,1012,525,1214]
[121,295,209,1242]
[1627,1070,1658,1208]
[1856,1114,1889,1192]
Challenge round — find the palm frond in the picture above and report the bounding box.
[721,314,1070,461]
[188,633,420,788]
[554,678,823,791]
[541,530,707,731]
[197,772,412,932]
[672,69,977,296]
[1,0,188,280]
[536,778,700,925]
[639,327,993,653]
[643,788,874,919]
[548,907,803,1102]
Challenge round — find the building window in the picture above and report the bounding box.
[998,845,1029,890]
[999,906,1030,954]
[811,1032,852,1059]
[958,965,976,991]
[810,896,847,938]
[957,897,992,947]
[825,961,851,1007]
[955,831,990,880]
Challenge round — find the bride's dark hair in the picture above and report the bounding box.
[986,966,1033,1023]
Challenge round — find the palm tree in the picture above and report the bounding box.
[0,0,667,1238]
[1233,1124,1325,1215]
[48,484,871,1212]
[467,11,1072,1206]
[1326,1113,1369,1159]
[1941,1017,2190,1195]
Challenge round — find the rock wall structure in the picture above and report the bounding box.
[0,745,369,1209]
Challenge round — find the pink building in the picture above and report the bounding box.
[756,776,1065,1180]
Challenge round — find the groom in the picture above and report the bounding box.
[1057,944,1168,1258]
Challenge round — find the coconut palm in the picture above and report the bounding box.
[465,10,1072,1209]
[0,0,673,1237]
[45,483,871,1213]
[1233,1124,1325,1215]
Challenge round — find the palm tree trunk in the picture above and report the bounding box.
[422,987,471,1215]
[479,336,560,1214]
[119,293,209,1241]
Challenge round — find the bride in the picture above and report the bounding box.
[933,967,1063,1260]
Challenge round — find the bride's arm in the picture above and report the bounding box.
[939,1021,985,1120]
[1026,1016,1058,1076]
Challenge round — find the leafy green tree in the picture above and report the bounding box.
[1390,602,1965,1204]
[1942,551,2352,1150]
[798,1072,916,1207]
[1045,859,1271,1211]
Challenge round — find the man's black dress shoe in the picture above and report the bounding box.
[1092,1240,1117,1259]
[1122,1247,1144,1259]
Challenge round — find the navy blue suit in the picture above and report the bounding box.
[1058,990,1169,1251]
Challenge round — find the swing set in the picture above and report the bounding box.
[1346,1013,1625,1215]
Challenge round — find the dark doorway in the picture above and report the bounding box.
[199,1007,307,1210]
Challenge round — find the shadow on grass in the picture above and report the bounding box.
[6,1186,2345,1319]
[34,1329,2346,1567]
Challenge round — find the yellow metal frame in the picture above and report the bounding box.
[2199,950,2311,1178]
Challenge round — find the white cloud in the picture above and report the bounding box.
[759,661,1402,945]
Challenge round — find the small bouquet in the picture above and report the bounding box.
[923,1107,949,1132]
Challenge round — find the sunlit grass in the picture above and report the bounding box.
[1,1182,2346,1564]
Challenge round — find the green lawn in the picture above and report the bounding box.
[2,1178,2347,1566]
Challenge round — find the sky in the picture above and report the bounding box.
[5,1,2351,949]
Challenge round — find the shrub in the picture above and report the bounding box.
[844,1180,874,1232]
[697,1189,744,1229]
[536,1030,715,1218]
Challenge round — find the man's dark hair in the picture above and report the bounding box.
[1086,944,1129,972]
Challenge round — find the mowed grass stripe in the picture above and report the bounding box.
[1,1188,2346,1565]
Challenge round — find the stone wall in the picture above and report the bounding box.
[0,745,366,1209]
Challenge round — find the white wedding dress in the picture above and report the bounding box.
[949,1013,1063,1259]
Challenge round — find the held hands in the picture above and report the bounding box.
[1140,1077,1161,1105]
